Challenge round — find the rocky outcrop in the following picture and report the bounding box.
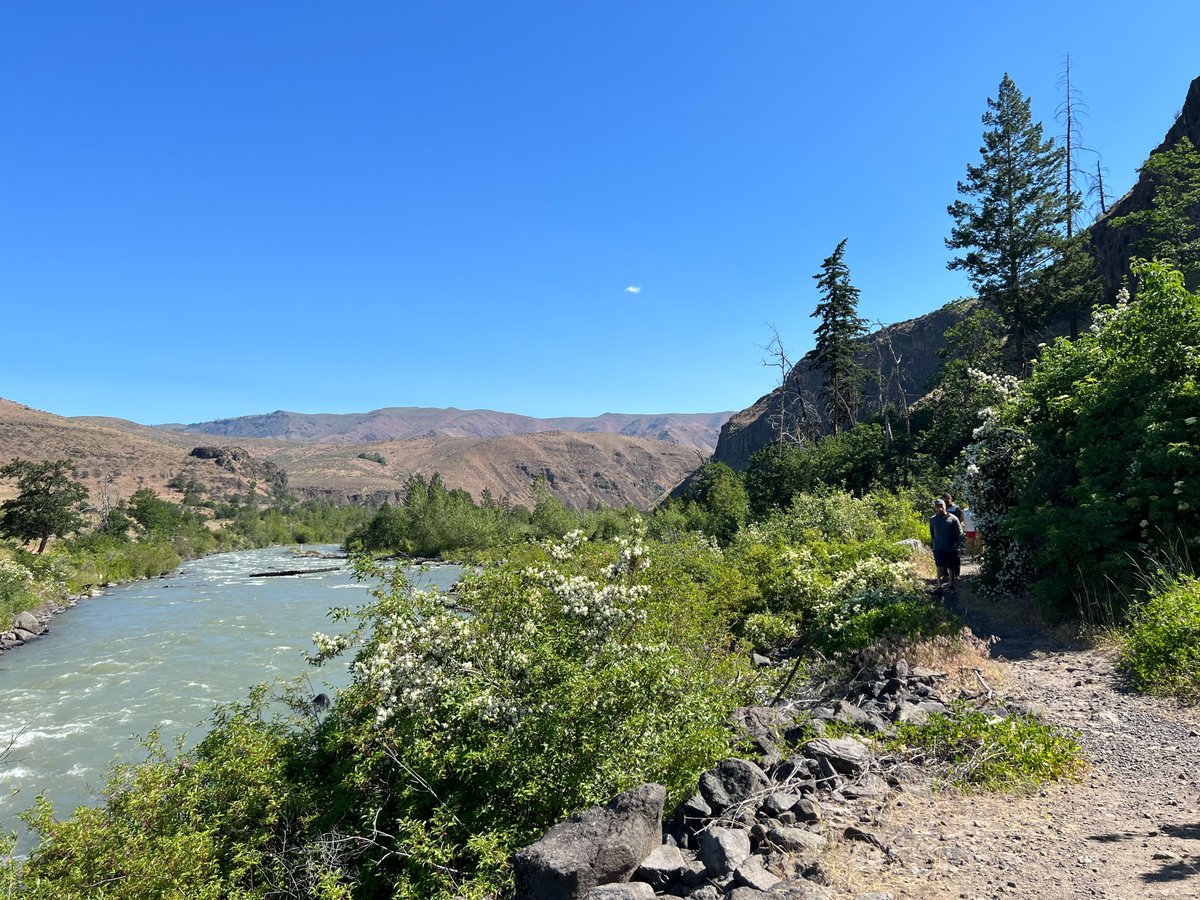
[188,446,289,497]
[1088,74,1200,297]
[713,304,972,470]
[513,784,667,899]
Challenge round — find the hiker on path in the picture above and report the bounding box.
[942,492,963,521]
[929,498,963,592]
[962,505,978,555]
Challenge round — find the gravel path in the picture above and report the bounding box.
[821,567,1200,900]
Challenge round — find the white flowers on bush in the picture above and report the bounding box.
[339,518,659,732]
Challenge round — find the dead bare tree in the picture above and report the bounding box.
[866,320,913,446]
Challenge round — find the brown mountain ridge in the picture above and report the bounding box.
[0,398,703,511]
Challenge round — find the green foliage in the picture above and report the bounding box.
[669,462,749,544]
[922,308,1012,466]
[1112,136,1200,289]
[722,489,930,651]
[356,451,387,465]
[1121,573,1200,700]
[893,703,1085,789]
[0,459,89,553]
[972,261,1200,615]
[811,238,868,434]
[14,689,341,900]
[310,529,751,896]
[947,74,1070,370]
[744,425,902,516]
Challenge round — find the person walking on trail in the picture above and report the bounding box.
[929,498,963,593]
[942,492,963,522]
[962,505,978,555]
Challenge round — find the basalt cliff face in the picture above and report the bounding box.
[1089,74,1200,295]
[713,304,971,470]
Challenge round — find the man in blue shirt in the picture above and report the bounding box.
[929,498,964,593]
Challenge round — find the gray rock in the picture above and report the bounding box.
[772,755,818,783]
[635,843,686,887]
[513,784,667,900]
[12,612,41,634]
[767,881,835,899]
[698,759,770,814]
[854,893,895,900]
[895,700,948,725]
[731,707,787,766]
[890,659,911,679]
[761,792,803,817]
[766,825,827,853]
[12,628,39,642]
[841,774,889,800]
[803,737,872,776]
[731,856,782,892]
[751,652,772,667]
[684,887,719,900]
[698,826,752,876]
[582,884,656,900]
[793,798,822,823]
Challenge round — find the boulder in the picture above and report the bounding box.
[730,707,787,765]
[582,884,655,900]
[12,628,39,642]
[732,855,782,892]
[802,737,872,776]
[634,843,686,887]
[766,826,827,854]
[698,826,752,876]
[512,784,666,900]
[12,612,41,634]
[698,759,770,814]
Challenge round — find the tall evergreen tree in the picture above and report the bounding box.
[811,238,867,435]
[947,74,1069,372]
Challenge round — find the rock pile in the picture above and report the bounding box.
[513,660,986,900]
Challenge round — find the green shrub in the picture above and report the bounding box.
[1121,573,1200,699]
[893,703,1085,789]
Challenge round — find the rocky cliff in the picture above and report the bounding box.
[1089,74,1200,295]
[713,303,973,470]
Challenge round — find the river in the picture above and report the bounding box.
[0,546,460,845]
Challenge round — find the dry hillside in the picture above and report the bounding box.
[2,398,701,511]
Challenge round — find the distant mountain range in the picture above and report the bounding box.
[153,407,733,455]
[1,398,711,511]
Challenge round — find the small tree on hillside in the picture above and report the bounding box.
[0,459,89,553]
[811,238,868,435]
[947,74,1070,372]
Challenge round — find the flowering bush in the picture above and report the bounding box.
[968,261,1200,617]
[308,522,752,897]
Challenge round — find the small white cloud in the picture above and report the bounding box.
[624,285,642,294]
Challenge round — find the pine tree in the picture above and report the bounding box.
[811,238,867,435]
[947,74,1068,372]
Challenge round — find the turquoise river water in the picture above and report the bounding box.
[0,546,460,845]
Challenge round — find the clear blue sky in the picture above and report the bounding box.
[3,2,1198,425]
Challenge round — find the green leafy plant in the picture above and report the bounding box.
[893,703,1085,789]
[1121,572,1200,700]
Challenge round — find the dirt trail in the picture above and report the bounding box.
[827,564,1200,900]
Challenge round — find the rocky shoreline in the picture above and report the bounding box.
[0,580,125,655]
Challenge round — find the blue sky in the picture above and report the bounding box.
[2,2,1198,425]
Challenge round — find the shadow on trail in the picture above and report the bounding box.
[932,561,1087,662]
